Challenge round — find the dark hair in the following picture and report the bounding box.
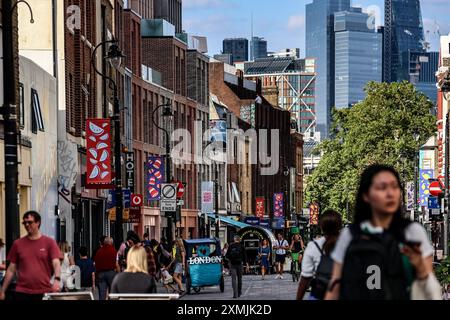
[354,164,410,240]
[99,235,107,246]
[23,211,41,227]
[320,210,342,255]
[126,230,141,244]
[150,239,158,247]
[78,246,88,257]
[143,233,149,238]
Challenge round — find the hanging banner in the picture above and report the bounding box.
[201,181,214,214]
[406,182,414,211]
[86,119,112,185]
[255,197,265,218]
[419,169,434,208]
[125,152,135,193]
[273,193,284,218]
[146,156,165,201]
[309,203,319,225]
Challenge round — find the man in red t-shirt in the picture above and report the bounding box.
[94,237,119,300]
[0,211,62,301]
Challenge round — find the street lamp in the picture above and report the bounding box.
[413,130,420,222]
[151,102,174,242]
[91,40,125,250]
[204,142,222,238]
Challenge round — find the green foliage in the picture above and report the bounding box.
[434,254,450,290]
[304,81,436,222]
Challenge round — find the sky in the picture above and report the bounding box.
[183,0,450,57]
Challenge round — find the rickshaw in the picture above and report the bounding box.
[183,238,225,294]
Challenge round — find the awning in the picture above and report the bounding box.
[206,213,250,229]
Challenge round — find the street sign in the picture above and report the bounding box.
[176,181,185,199]
[129,208,141,223]
[244,217,260,226]
[123,189,131,208]
[125,152,135,193]
[160,183,177,212]
[429,181,442,197]
[131,194,143,207]
[428,196,441,209]
[177,200,184,206]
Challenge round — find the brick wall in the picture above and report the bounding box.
[187,50,209,106]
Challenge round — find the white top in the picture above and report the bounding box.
[331,221,434,265]
[301,236,326,278]
[275,239,289,255]
[0,246,5,263]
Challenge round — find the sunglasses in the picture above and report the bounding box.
[22,220,35,226]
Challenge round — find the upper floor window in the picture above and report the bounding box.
[31,88,44,133]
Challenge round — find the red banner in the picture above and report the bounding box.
[255,197,265,218]
[86,119,112,185]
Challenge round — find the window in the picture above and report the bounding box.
[19,83,25,128]
[31,88,44,133]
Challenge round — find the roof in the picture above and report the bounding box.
[207,213,250,229]
[244,57,307,75]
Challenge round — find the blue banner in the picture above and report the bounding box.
[419,169,434,207]
[146,157,165,200]
[107,190,116,209]
[123,188,131,209]
[260,218,270,229]
[244,217,260,226]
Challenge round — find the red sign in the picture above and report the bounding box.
[176,181,185,199]
[255,197,265,218]
[429,181,443,197]
[86,119,112,185]
[131,194,143,207]
[129,207,141,224]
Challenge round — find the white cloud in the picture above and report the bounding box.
[287,14,305,31]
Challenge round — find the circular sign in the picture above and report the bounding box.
[429,181,442,197]
[162,184,176,199]
[131,194,143,207]
[177,182,185,199]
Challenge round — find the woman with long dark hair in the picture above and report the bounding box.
[325,164,441,300]
[296,210,342,300]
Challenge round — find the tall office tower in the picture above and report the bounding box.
[223,38,249,64]
[306,0,351,139]
[334,9,383,108]
[384,0,425,83]
[153,0,183,33]
[250,37,268,61]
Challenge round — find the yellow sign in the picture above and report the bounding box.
[123,208,130,221]
[109,207,116,221]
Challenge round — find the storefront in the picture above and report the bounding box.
[140,207,161,240]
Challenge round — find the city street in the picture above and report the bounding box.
[179,274,305,300]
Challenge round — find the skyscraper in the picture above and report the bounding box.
[153,0,183,34]
[223,38,249,64]
[250,37,268,61]
[306,0,351,139]
[384,0,426,83]
[334,9,383,108]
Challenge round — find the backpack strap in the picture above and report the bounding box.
[312,240,324,257]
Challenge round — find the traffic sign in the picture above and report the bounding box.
[161,183,177,212]
[176,181,185,199]
[428,196,440,209]
[429,181,442,197]
[131,194,143,207]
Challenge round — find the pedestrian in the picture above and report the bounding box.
[160,262,176,293]
[144,245,157,293]
[158,237,172,267]
[273,233,289,279]
[143,233,151,247]
[325,164,442,300]
[0,211,61,301]
[75,247,96,292]
[0,239,6,284]
[290,234,305,269]
[118,231,141,271]
[59,241,75,291]
[296,210,342,300]
[92,235,106,260]
[110,246,156,295]
[225,235,249,299]
[94,237,119,300]
[222,243,229,275]
[258,239,271,280]
[172,238,186,293]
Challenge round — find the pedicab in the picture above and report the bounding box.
[183,238,225,294]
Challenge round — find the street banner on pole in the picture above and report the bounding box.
[86,119,112,185]
[125,152,135,193]
[406,182,414,211]
[273,193,284,218]
[419,169,434,208]
[309,203,319,225]
[146,157,164,201]
[201,181,214,213]
[256,197,265,218]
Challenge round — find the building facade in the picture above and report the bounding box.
[250,37,267,61]
[153,0,182,34]
[223,38,249,64]
[334,9,383,108]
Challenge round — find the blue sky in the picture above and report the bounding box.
[183,0,450,56]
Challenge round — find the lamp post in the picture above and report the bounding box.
[151,102,174,242]
[204,141,221,238]
[413,130,420,222]
[91,40,125,250]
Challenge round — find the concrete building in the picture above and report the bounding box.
[268,48,300,59]
[334,9,383,108]
[153,0,182,34]
[250,37,267,61]
[223,38,249,64]
[213,53,232,65]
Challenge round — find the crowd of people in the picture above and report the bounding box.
[0,164,447,300]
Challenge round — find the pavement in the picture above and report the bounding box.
[179,273,308,300]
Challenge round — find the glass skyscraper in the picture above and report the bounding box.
[223,38,249,64]
[306,0,351,139]
[334,9,383,108]
[384,0,425,82]
[250,37,268,61]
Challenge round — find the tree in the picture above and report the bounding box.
[304,81,436,222]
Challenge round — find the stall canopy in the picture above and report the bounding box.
[206,213,250,229]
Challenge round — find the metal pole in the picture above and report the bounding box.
[214,162,219,238]
[113,93,123,250]
[445,112,450,257]
[414,150,419,222]
[2,0,20,254]
[165,129,173,243]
